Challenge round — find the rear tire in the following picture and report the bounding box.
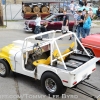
[41,72,67,97]
[85,48,94,56]
[0,59,10,77]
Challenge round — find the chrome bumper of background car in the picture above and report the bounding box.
[24,25,32,32]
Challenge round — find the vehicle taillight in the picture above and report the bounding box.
[73,81,77,85]
[92,68,96,72]
[62,80,68,83]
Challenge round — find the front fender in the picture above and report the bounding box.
[0,44,15,71]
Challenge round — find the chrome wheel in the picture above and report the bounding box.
[0,63,6,75]
[41,72,66,97]
[45,78,57,93]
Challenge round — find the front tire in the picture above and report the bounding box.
[41,72,67,97]
[0,59,10,77]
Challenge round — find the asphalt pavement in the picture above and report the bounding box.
[0,29,100,100]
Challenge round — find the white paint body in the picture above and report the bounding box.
[5,31,99,88]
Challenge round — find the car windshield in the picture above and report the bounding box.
[42,14,55,21]
[43,13,74,21]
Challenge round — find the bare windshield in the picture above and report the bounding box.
[42,14,55,20]
[43,14,74,21]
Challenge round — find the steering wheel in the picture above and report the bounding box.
[32,43,43,60]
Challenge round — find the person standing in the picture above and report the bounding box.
[61,10,72,40]
[88,8,94,20]
[74,4,80,11]
[82,9,86,16]
[83,0,87,6]
[79,0,84,7]
[61,10,69,34]
[73,11,79,32]
[77,10,84,39]
[96,7,100,18]
[69,1,75,14]
[96,6,100,19]
[34,13,41,34]
[83,11,91,38]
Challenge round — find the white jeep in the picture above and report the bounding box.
[0,30,99,97]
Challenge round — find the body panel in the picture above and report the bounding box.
[0,44,18,71]
[36,57,98,87]
[81,34,100,57]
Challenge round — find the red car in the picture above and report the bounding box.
[81,33,100,57]
[24,13,75,32]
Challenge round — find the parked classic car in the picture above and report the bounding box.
[24,13,75,32]
[81,33,100,57]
